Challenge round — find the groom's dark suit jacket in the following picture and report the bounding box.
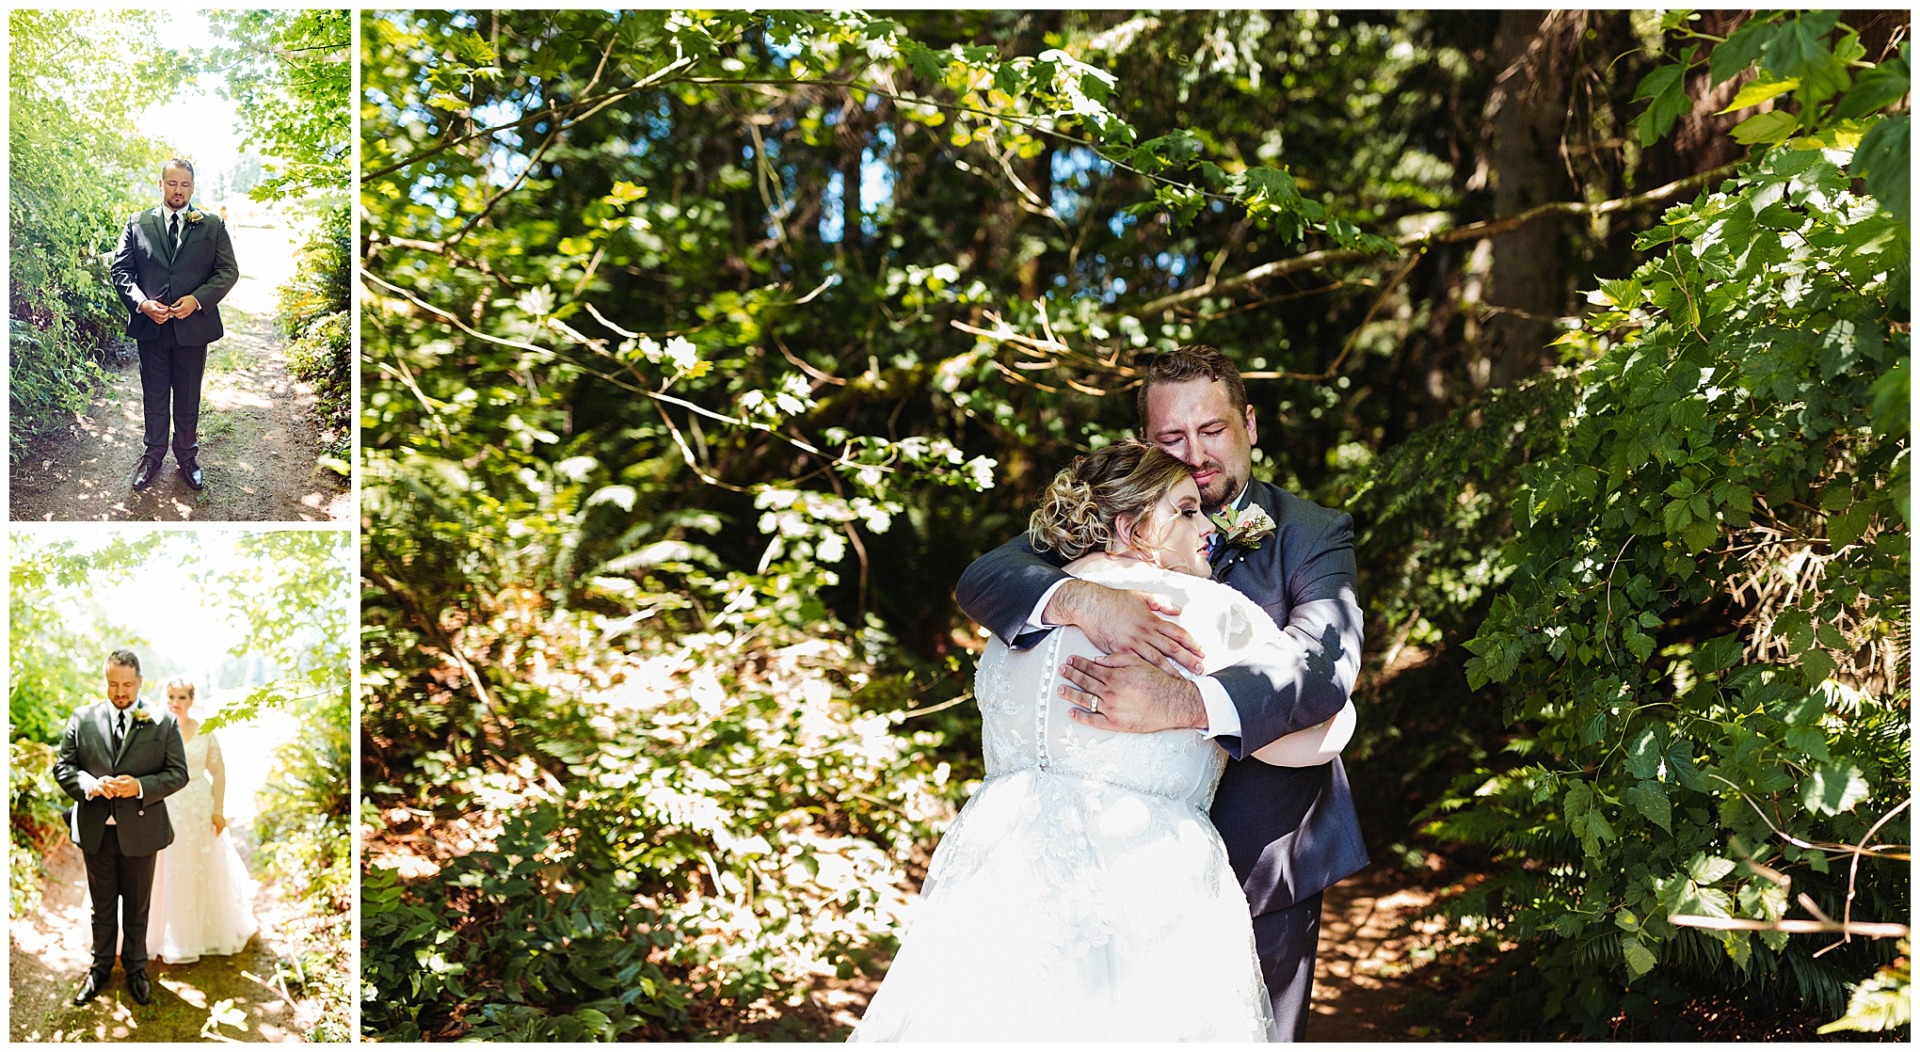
[52,700,189,856]
[955,478,1368,916]
[109,206,240,346]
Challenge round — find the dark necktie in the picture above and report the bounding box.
[169,213,180,258]
[111,712,125,756]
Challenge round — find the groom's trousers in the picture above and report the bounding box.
[1254,891,1324,1041]
[83,824,157,975]
[137,334,207,463]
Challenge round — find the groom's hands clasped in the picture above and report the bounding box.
[88,774,141,799]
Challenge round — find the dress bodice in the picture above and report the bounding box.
[171,732,215,820]
[974,563,1274,810]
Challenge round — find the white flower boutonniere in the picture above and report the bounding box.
[186,208,206,225]
[129,703,155,726]
[1209,503,1277,551]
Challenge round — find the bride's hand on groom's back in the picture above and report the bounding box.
[1046,581,1204,674]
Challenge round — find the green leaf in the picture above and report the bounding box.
[1853,114,1909,220]
[1720,75,1799,113]
[1710,20,1776,84]
[1696,633,1743,674]
[1688,854,1736,884]
[1785,723,1833,762]
[1633,58,1694,147]
[1834,61,1912,121]
[1761,12,1841,82]
[1802,763,1870,816]
[1626,781,1673,833]
[1621,934,1658,979]
[1729,110,1800,145]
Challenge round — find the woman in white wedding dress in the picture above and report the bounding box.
[853,442,1353,1042]
[147,678,259,964]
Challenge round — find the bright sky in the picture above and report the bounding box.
[142,10,253,182]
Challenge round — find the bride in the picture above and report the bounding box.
[853,442,1353,1042]
[148,677,259,964]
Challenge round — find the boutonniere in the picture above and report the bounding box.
[129,703,156,726]
[186,208,206,225]
[1209,503,1276,550]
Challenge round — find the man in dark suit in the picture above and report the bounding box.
[52,649,190,1007]
[953,345,1366,1039]
[109,158,240,491]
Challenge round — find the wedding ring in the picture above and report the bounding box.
[1087,697,1100,714]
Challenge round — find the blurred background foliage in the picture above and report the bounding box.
[358,9,1909,1040]
[9,530,355,1039]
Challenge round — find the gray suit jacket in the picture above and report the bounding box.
[109,205,240,346]
[954,478,1367,915]
[52,700,189,856]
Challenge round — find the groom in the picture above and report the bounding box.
[52,649,189,1006]
[955,345,1366,1039]
[109,157,240,492]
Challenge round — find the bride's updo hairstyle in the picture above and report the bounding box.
[1029,441,1192,560]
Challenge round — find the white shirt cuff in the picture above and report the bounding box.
[1197,676,1242,740]
[1023,579,1072,632]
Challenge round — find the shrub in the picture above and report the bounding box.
[1425,15,1910,1037]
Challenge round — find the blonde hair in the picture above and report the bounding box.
[162,676,196,700]
[1029,442,1192,560]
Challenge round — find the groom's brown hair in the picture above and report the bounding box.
[106,648,141,675]
[1135,345,1249,432]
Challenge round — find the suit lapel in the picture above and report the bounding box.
[143,208,170,261]
[92,703,115,763]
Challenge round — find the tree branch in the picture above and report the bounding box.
[1126,161,1744,319]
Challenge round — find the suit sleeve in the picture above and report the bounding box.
[190,221,240,307]
[109,218,145,312]
[1211,511,1364,760]
[953,533,1071,651]
[52,714,96,803]
[136,721,190,803]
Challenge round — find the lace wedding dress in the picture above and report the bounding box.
[853,562,1278,1042]
[147,731,259,963]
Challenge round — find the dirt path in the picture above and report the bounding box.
[1306,863,1474,1041]
[8,221,349,522]
[8,837,323,1043]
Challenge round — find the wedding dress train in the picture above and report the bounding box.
[147,731,259,963]
[853,563,1278,1042]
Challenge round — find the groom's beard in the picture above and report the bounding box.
[1193,463,1241,513]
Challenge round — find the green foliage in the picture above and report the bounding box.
[8,10,181,457]
[360,455,971,1039]
[255,683,354,1041]
[279,205,352,465]
[1431,14,1910,1037]
[9,739,67,917]
[208,9,351,202]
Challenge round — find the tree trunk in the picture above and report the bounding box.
[1483,9,1578,390]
